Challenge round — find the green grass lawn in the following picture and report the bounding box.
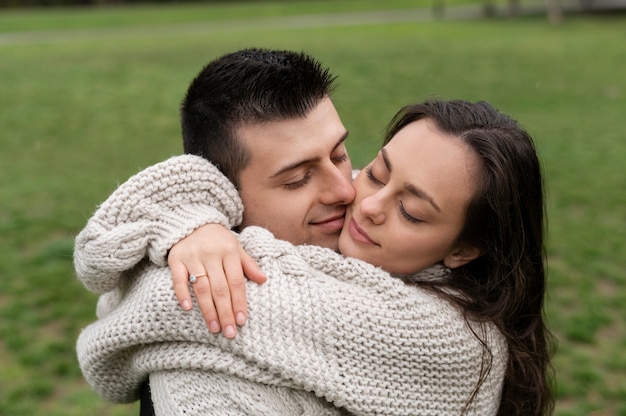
[1,1,625,415]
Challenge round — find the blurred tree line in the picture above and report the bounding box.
[0,0,263,7]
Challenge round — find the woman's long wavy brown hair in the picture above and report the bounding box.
[385,99,555,415]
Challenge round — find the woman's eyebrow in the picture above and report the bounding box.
[381,148,441,213]
[405,183,441,213]
[381,148,392,173]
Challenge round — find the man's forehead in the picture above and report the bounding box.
[237,97,347,178]
[240,122,346,161]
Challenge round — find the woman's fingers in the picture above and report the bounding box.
[241,248,267,285]
[223,251,249,326]
[170,260,193,311]
[190,271,223,335]
[203,263,237,338]
[166,224,267,338]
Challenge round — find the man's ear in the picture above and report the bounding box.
[443,244,482,269]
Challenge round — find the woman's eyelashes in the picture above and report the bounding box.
[365,167,424,224]
[365,166,384,185]
[399,202,423,223]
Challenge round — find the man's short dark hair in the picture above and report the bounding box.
[180,48,337,187]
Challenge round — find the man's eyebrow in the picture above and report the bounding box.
[333,131,349,152]
[381,148,441,213]
[269,132,349,179]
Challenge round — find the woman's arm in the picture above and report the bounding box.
[73,154,243,294]
[149,369,346,416]
[77,226,507,415]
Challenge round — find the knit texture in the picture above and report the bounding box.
[75,155,507,415]
[150,370,347,415]
[74,155,242,294]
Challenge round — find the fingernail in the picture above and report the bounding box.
[236,312,246,325]
[182,300,191,311]
[224,325,236,338]
[209,321,220,333]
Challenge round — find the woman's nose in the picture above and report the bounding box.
[359,191,386,224]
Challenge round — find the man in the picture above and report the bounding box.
[172,48,355,337]
[75,48,356,415]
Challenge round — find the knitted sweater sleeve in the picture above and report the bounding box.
[77,226,507,415]
[73,155,243,294]
[234,228,507,414]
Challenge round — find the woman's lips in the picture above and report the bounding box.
[349,218,377,245]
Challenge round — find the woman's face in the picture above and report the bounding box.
[338,118,482,274]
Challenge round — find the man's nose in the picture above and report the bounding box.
[320,167,355,206]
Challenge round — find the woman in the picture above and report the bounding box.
[76,99,554,415]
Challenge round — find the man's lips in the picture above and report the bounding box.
[348,218,378,245]
[310,213,345,233]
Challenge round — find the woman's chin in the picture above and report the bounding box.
[338,235,374,265]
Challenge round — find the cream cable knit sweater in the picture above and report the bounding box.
[75,155,507,415]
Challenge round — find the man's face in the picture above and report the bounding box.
[237,97,355,250]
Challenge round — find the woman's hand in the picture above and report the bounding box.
[168,224,267,338]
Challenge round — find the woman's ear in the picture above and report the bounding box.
[443,244,482,269]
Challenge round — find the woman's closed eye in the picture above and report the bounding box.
[399,201,423,223]
[365,166,385,186]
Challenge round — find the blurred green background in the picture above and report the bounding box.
[1,1,625,415]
